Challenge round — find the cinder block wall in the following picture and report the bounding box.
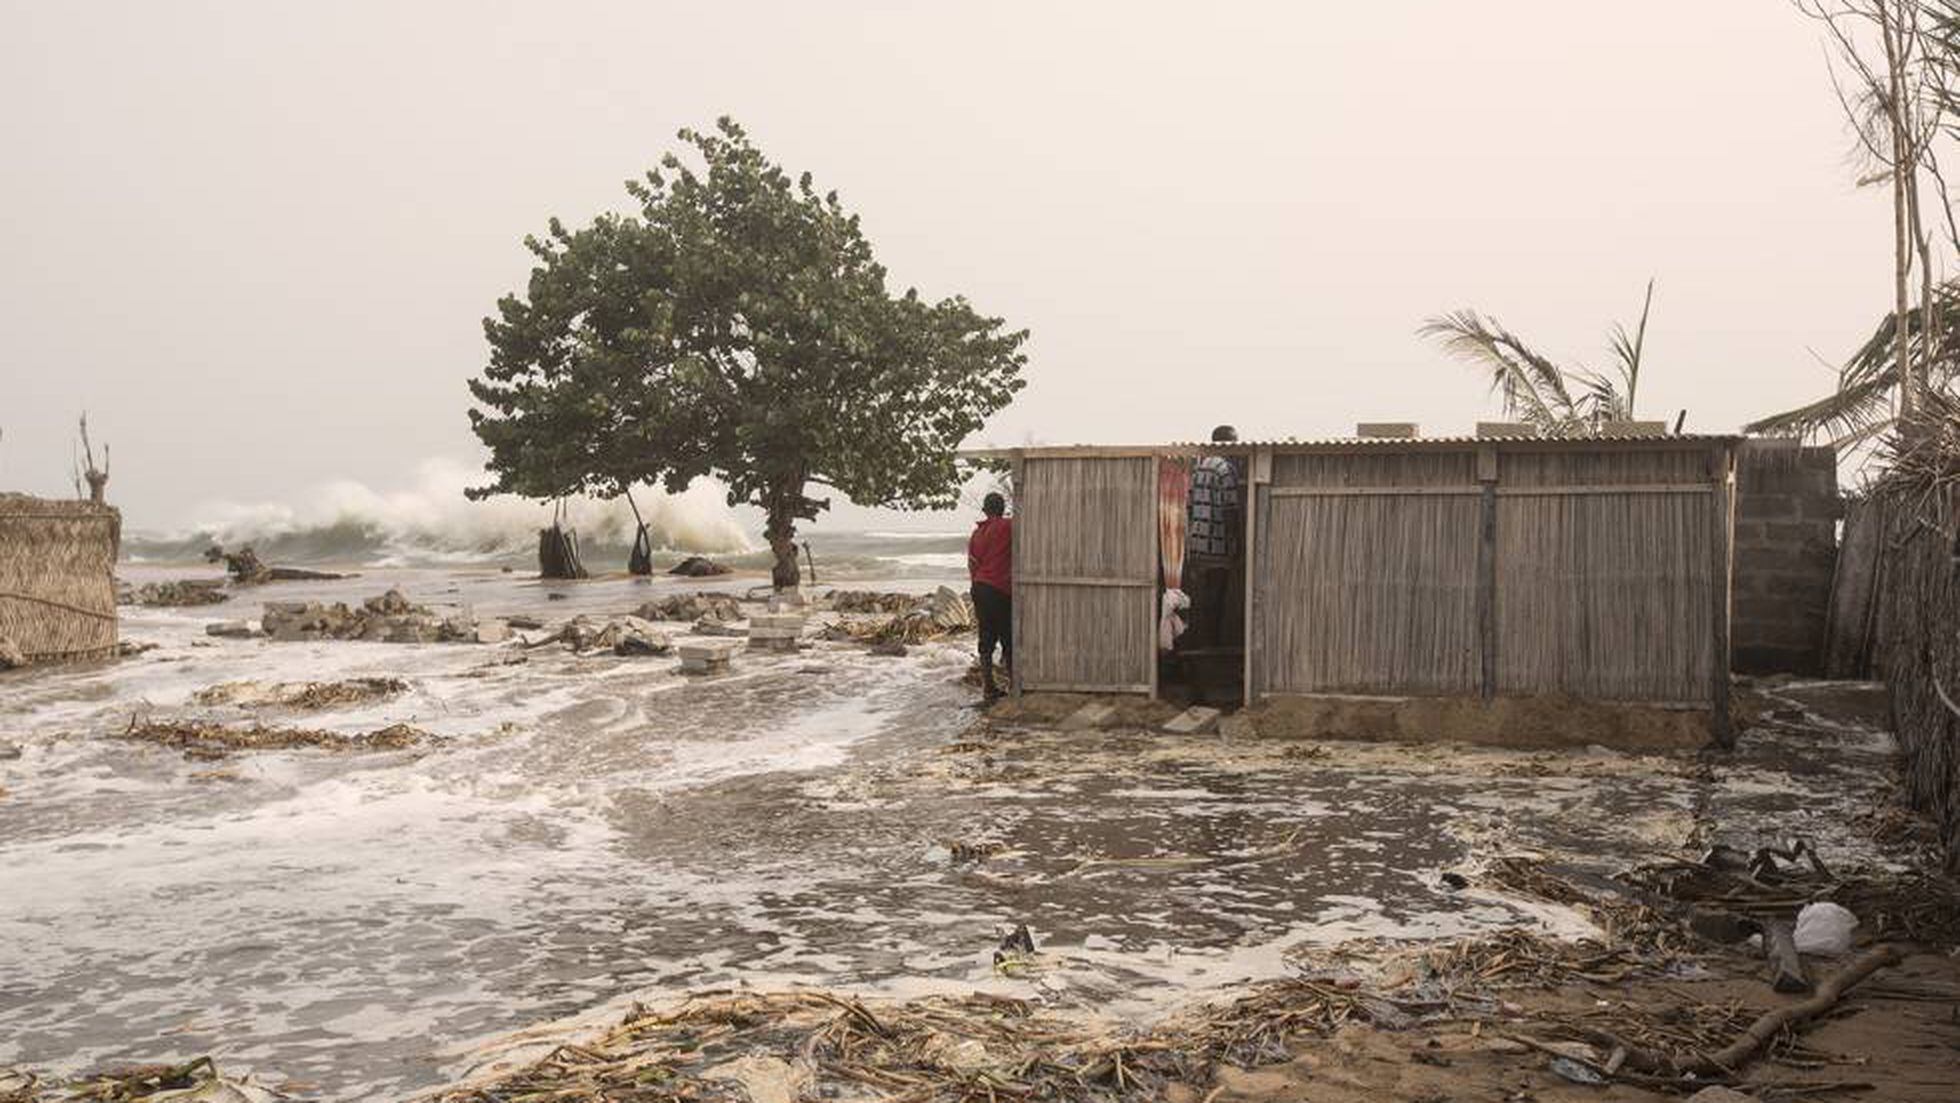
[1730,443,1839,675]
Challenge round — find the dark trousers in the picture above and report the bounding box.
[972,582,1012,685]
[1184,553,1234,649]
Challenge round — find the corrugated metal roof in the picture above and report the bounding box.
[962,433,1742,459]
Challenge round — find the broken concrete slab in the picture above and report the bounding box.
[1059,702,1118,731]
[205,621,260,639]
[1161,706,1221,735]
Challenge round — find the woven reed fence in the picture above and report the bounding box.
[1871,484,1960,868]
[1014,455,1156,692]
[1254,444,1728,713]
[0,493,121,662]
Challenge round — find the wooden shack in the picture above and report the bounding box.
[988,433,1739,744]
[0,493,121,664]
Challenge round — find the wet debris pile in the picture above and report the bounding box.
[827,587,976,646]
[826,590,923,614]
[526,615,673,656]
[190,677,409,711]
[1,1056,281,1103]
[432,990,1185,1103]
[118,579,229,607]
[635,593,744,624]
[119,716,431,759]
[259,588,508,644]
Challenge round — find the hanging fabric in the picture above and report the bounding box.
[1158,455,1193,651]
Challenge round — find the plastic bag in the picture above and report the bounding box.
[1793,901,1858,956]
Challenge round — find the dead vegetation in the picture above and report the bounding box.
[118,716,431,759]
[190,677,409,710]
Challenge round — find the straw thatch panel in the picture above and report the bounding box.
[0,493,121,662]
[1497,447,1712,487]
[1016,456,1154,692]
[1258,491,1481,695]
[1494,491,1715,702]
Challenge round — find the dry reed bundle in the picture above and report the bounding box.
[0,493,120,663]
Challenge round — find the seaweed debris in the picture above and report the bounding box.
[119,717,431,759]
[190,677,409,711]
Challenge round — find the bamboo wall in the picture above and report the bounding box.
[0,493,121,663]
[1014,456,1156,692]
[1252,443,1730,713]
[1871,485,1960,870]
[1258,452,1480,695]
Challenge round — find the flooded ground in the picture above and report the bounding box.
[0,566,1911,1100]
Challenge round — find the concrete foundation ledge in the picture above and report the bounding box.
[1246,692,1715,751]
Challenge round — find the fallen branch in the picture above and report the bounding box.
[1602,943,1901,1079]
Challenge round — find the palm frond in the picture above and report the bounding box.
[1607,278,1654,416]
[1418,310,1574,429]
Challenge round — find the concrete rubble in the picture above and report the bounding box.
[259,588,501,644]
[635,592,744,623]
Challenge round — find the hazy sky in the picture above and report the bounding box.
[0,2,1893,533]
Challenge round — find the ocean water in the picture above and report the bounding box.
[1,558,1906,1099]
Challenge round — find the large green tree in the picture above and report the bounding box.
[468,119,1028,587]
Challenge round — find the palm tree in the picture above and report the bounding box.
[1419,280,1655,437]
[1747,282,1960,446]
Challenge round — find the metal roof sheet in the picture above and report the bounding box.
[962,433,1744,459]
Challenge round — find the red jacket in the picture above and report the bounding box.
[968,516,1012,594]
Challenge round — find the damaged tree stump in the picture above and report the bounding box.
[538,523,588,580]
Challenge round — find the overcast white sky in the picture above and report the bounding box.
[0,2,1894,532]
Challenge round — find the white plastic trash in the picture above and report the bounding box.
[1792,901,1859,956]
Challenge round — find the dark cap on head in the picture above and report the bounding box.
[982,492,1006,516]
[1211,425,1239,443]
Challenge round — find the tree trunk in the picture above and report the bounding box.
[1882,1,1916,420]
[764,503,801,591]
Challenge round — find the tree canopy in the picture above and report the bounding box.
[468,119,1028,585]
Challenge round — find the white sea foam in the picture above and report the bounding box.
[126,458,752,564]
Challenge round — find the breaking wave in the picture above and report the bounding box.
[123,458,753,567]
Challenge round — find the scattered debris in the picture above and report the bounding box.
[205,544,349,585]
[833,587,975,646]
[122,579,230,607]
[635,592,743,623]
[119,717,431,758]
[260,589,491,644]
[506,614,545,630]
[205,621,259,639]
[992,923,1037,969]
[668,555,731,577]
[116,640,158,658]
[826,590,923,614]
[190,677,409,711]
[526,615,672,656]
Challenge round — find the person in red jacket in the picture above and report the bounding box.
[968,491,1013,700]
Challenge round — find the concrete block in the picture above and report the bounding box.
[749,614,806,631]
[474,619,511,644]
[1355,422,1418,439]
[678,641,739,662]
[1738,495,1799,522]
[1476,421,1537,438]
[747,626,801,641]
[1059,702,1117,731]
[1161,706,1221,735]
